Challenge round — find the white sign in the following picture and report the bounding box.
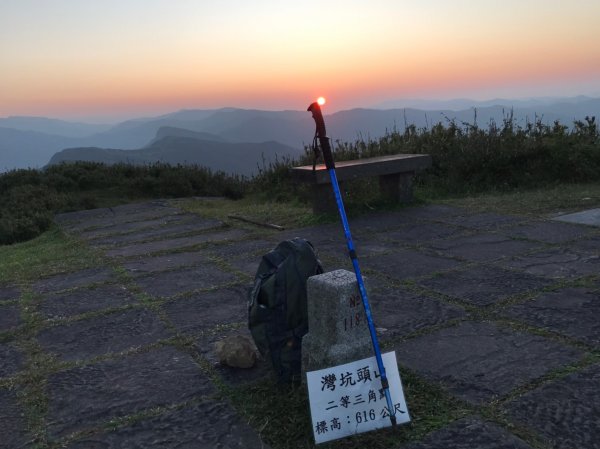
[306,351,410,444]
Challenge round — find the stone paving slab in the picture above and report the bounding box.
[504,363,600,449]
[134,266,238,298]
[380,222,465,246]
[88,217,225,247]
[402,416,533,449]
[0,303,21,331]
[362,249,462,281]
[0,284,20,301]
[61,208,186,233]
[418,265,552,306]
[394,321,583,404]
[392,204,465,221]
[163,287,247,335]
[54,201,175,224]
[77,214,191,240]
[64,401,270,449]
[46,346,214,439]
[207,239,276,258]
[502,287,600,347]
[570,234,600,253]
[33,268,115,293]
[0,388,31,449]
[500,220,595,244]
[56,204,184,232]
[36,308,172,362]
[0,342,25,378]
[437,212,525,231]
[369,288,467,339]
[496,247,600,279]
[342,211,418,234]
[225,253,262,278]
[120,251,212,276]
[39,285,138,319]
[426,233,541,262]
[104,229,248,258]
[553,207,600,226]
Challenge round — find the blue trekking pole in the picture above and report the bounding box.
[307,99,397,426]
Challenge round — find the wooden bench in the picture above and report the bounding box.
[291,154,432,214]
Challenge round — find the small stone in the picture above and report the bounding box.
[215,335,257,369]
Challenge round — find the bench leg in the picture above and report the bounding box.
[379,172,414,203]
[312,183,346,214]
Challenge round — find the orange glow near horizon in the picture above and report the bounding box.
[1,1,600,120]
[317,97,326,106]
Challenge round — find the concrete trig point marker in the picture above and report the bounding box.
[302,269,410,443]
[302,269,372,374]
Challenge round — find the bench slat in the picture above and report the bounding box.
[291,154,431,184]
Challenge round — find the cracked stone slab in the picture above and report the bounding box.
[120,251,212,276]
[500,220,595,244]
[33,268,115,293]
[503,287,600,346]
[0,303,21,331]
[88,217,225,247]
[426,233,541,262]
[0,342,25,378]
[0,389,30,449]
[0,285,20,301]
[64,401,270,449]
[40,285,137,319]
[393,321,582,404]
[36,308,172,361]
[134,266,237,297]
[504,364,600,449]
[163,286,247,334]
[403,416,533,449]
[104,229,248,258]
[418,265,552,306]
[46,346,213,439]
[438,212,525,231]
[497,247,600,279]
[362,249,462,281]
[369,288,467,339]
[381,222,465,246]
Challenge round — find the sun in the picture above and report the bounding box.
[317,96,326,106]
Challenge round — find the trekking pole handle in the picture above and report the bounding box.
[307,102,335,170]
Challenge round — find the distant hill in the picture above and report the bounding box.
[144,126,228,146]
[0,116,110,138]
[2,96,600,172]
[47,134,304,176]
[0,127,80,171]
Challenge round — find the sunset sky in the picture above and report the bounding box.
[2,0,600,122]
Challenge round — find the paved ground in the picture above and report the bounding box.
[1,200,599,448]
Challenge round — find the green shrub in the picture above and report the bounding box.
[1,116,598,245]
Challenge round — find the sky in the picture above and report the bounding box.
[2,0,600,122]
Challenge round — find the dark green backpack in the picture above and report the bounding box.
[248,238,323,383]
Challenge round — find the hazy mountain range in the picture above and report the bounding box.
[2,96,599,174]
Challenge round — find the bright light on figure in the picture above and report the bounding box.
[317,97,326,106]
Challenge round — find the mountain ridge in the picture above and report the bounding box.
[2,96,599,172]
